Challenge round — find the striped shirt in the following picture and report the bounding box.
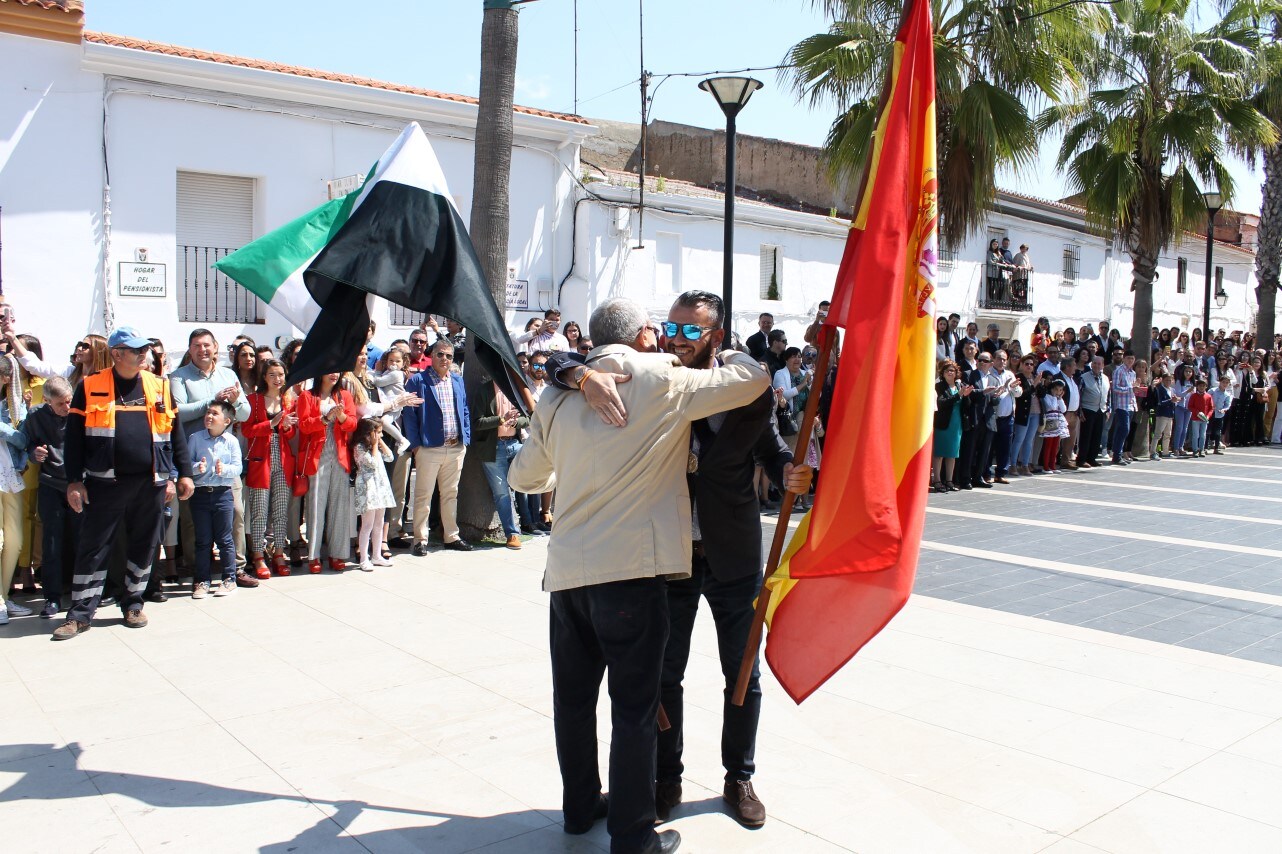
[427,371,460,442]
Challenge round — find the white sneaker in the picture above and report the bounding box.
[216,578,235,597]
[358,560,375,572]
[192,582,209,600]
[372,556,394,567]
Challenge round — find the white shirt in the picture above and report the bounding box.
[991,368,1019,417]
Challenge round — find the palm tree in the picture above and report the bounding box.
[459,0,524,540]
[784,0,1103,250]
[1248,8,1282,346]
[1042,0,1277,360]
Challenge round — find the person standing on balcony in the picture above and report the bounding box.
[1012,244,1032,305]
[985,239,1008,305]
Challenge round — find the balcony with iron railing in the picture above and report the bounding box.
[979,257,1032,313]
[177,245,262,325]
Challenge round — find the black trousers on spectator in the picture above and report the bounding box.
[658,554,760,787]
[956,427,976,486]
[1208,416,1226,448]
[550,576,667,854]
[992,415,1014,477]
[1080,409,1106,464]
[37,483,81,606]
[66,475,166,623]
[970,427,995,484]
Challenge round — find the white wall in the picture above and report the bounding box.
[1,33,582,364]
[0,33,107,362]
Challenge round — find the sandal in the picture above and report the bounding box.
[380,547,392,561]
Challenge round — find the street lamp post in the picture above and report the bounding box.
[699,76,763,336]
[1202,188,1223,343]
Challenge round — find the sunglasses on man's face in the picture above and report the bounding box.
[531,364,547,372]
[434,352,455,361]
[661,322,717,341]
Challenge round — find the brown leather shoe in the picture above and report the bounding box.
[655,779,682,822]
[235,569,260,588]
[505,534,522,550]
[724,780,765,828]
[52,619,90,640]
[124,609,148,629]
[994,477,1010,484]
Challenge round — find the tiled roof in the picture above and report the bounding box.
[81,31,591,126]
[5,0,83,9]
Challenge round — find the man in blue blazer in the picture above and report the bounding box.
[404,339,473,554]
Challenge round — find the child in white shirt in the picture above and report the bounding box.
[370,348,411,455]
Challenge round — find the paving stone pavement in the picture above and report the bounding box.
[2,452,1282,852]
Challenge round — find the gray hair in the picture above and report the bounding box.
[589,298,649,347]
[43,376,73,400]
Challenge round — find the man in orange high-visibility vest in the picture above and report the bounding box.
[53,327,194,641]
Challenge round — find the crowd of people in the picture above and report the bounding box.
[932,313,1280,490]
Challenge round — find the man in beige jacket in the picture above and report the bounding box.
[509,298,769,854]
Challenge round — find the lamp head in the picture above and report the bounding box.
[1202,190,1223,213]
[698,76,763,118]
[1215,289,1229,308]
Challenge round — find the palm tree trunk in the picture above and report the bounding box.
[458,0,521,541]
[1255,144,1282,348]
[1129,248,1159,361]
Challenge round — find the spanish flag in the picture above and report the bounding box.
[763,0,937,703]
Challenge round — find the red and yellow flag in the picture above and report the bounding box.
[763,0,937,703]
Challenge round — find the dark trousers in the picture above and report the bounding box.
[970,427,995,484]
[658,554,761,786]
[1208,416,1226,448]
[1080,409,1106,463]
[550,577,668,854]
[192,486,236,584]
[37,482,80,606]
[992,415,1014,477]
[1110,409,1132,461]
[956,428,976,486]
[67,475,166,623]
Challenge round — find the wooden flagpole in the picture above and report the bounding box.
[732,325,834,706]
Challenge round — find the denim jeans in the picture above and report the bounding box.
[1110,409,1132,461]
[551,577,668,854]
[481,437,521,537]
[1172,408,1193,453]
[1012,415,1039,466]
[192,486,236,584]
[659,555,761,786]
[1189,418,1208,452]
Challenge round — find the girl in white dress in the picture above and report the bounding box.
[349,418,395,572]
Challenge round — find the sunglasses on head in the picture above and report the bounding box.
[661,322,718,340]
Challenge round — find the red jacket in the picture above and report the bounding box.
[241,393,297,489]
[295,389,358,475]
[1187,390,1215,421]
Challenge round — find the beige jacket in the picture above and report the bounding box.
[509,345,770,592]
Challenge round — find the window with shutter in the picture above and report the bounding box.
[175,172,262,324]
[759,245,782,300]
[1177,258,1187,294]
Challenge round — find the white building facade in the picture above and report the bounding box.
[0,5,1262,364]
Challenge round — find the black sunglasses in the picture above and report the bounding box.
[433,352,455,361]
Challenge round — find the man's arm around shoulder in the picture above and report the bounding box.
[673,350,770,422]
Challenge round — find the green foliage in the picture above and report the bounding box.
[785,0,1106,248]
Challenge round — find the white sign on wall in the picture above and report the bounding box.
[118,262,167,298]
[327,174,363,199]
[505,265,529,309]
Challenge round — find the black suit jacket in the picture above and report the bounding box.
[544,351,791,582]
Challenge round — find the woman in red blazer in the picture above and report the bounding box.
[296,372,357,573]
[243,359,298,577]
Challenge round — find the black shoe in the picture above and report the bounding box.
[387,535,412,549]
[411,542,428,557]
[563,793,608,835]
[655,779,682,822]
[520,524,537,535]
[974,480,992,489]
[444,539,474,552]
[145,591,168,603]
[40,600,59,619]
[641,830,681,854]
[535,521,552,533]
[100,595,117,608]
[960,483,973,490]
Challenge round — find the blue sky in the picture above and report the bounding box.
[86,0,1264,216]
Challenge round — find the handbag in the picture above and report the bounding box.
[776,402,798,437]
[292,437,311,497]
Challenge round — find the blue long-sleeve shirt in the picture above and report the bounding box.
[188,428,243,487]
[168,363,251,435]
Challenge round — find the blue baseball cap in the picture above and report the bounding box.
[108,326,151,349]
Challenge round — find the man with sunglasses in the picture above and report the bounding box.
[53,327,194,640]
[511,297,770,854]
[540,292,811,831]
[403,339,473,554]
